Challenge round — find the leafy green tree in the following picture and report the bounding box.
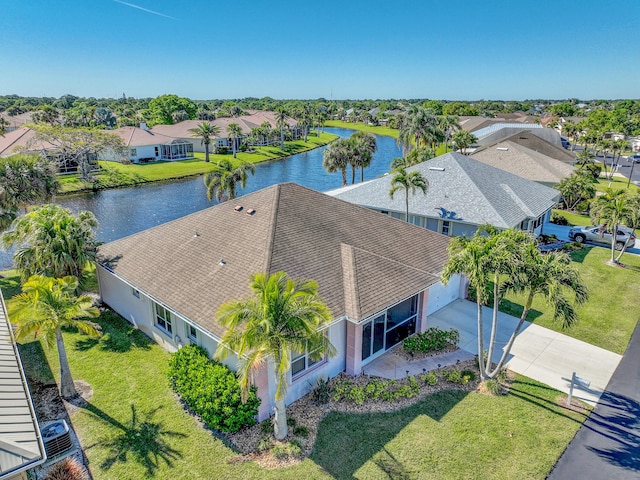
[2,204,98,285]
[0,153,59,230]
[214,271,335,440]
[188,122,220,163]
[442,102,478,116]
[144,94,197,126]
[227,123,243,159]
[557,170,596,210]
[8,275,101,398]
[397,106,441,155]
[322,138,351,186]
[438,115,461,152]
[203,159,255,202]
[451,130,477,155]
[0,116,10,135]
[590,188,632,264]
[389,167,428,220]
[390,147,435,170]
[31,105,59,125]
[275,108,288,150]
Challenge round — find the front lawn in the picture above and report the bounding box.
[502,246,640,354]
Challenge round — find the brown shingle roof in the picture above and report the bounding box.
[98,183,450,337]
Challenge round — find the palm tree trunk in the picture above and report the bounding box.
[205,143,210,162]
[273,397,288,440]
[57,329,77,399]
[341,168,347,186]
[488,293,533,378]
[351,165,356,185]
[486,274,500,376]
[405,190,409,221]
[280,127,285,151]
[361,166,364,183]
[476,300,486,380]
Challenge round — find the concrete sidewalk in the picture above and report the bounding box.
[428,299,622,405]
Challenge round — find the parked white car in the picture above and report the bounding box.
[568,225,636,250]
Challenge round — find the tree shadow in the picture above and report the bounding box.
[569,246,592,263]
[17,339,56,384]
[310,389,468,479]
[75,310,151,353]
[84,403,186,477]
[498,299,544,322]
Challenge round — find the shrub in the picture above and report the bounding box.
[215,146,229,154]
[550,212,569,226]
[260,419,273,434]
[293,425,309,437]
[483,379,504,395]
[168,345,260,432]
[271,441,302,460]
[287,417,297,427]
[461,369,477,382]
[421,371,438,386]
[258,435,273,452]
[402,327,460,355]
[443,369,462,384]
[312,377,332,404]
[44,457,88,480]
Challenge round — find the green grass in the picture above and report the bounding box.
[502,246,640,354]
[595,175,640,194]
[59,131,338,194]
[325,120,399,138]
[551,209,591,226]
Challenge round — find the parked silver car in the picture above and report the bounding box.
[568,225,636,250]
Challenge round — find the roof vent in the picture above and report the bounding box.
[234,205,243,212]
[246,208,256,216]
[219,258,226,266]
[41,420,73,457]
[497,147,509,151]
[194,231,199,237]
[429,167,445,171]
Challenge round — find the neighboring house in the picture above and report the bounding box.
[103,126,194,163]
[0,112,33,133]
[471,140,575,186]
[475,129,576,163]
[97,183,463,421]
[0,127,93,174]
[327,152,561,237]
[0,290,46,480]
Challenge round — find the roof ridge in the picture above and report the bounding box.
[262,184,281,276]
[126,126,136,147]
[340,243,361,319]
[1,127,32,154]
[349,243,436,276]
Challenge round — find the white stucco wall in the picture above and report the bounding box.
[427,275,462,315]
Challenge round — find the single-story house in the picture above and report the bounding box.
[470,140,575,186]
[102,126,194,163]
[97,183,463,421]
[0,290,46,480]
[327,152,561,237]
[0,112,33,134]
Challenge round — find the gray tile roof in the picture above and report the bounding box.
[98,183,450,334]
[470,141,575,184]
[473,123,543,140]
[0,291,46,478]
[327,152,560,229]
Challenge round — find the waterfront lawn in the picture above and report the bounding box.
[59,131,338,193]
[325,120,399,138]
[502,246,640,354]
[9,305,585,480]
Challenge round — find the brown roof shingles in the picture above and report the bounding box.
[98,183,450,337]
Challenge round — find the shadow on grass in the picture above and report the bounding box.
[84,403,186,477]
[75,310,152,353]
[569,246,593,264]
[499,299,543,322]
[17,339,56,384]
[309,389,468,480]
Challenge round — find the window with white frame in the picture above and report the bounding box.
[441,220,451,236]
[186,324,197,342]
[154,303,172,335]
[291,337,326,378]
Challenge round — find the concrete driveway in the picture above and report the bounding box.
[428,299,622,405]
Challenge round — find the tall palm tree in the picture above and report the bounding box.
[350,131,377,183]
[227,123,243,159]
[214,271,335,440]
[590,188,631,264]
[397,106,441,155]
[390,146,435,170]
[275,108,288,150]
[451,130,477,155]
[438,115,461,153]
[8,275,101,398]
[389,167,428,221]
[203,159,255,202]
[322,138,350,186]
[2,204,98,286]
[498,248,588,378]
[188,122,220,163]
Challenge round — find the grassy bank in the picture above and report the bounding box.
[59,131,338,194]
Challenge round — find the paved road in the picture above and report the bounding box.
[547,322,640,479]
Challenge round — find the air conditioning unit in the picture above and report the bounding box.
[40,419,73,457]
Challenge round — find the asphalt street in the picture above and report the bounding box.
[547,322,640,479]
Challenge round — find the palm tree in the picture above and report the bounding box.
[214,271,335,440]
[497,248,588,377]
[397,106,440,155]
[350,131,377,182]
[188,122,220,163]
[8,275,101,398]
[322,138,350,186]
[227,123,243,159]
[389,167,428,221]
[2,204,98,286]
[390,146,435,170]
[451,130,477,155]
[590,188,632,264]
[438,115,461,153]
[275,108,288,150]
[557,171,596,211]
[203,159,255,202]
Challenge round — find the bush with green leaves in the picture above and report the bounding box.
[421,371,438,386]
[168,344,260,432]
[402,327,460,355]
[312,377,333,404]
[443,368,475,385]
[550,212,569,226]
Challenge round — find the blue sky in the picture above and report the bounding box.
[2,0,639,100]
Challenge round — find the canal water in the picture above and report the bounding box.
[0,128,402,270]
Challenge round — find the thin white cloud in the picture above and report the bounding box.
[112,0,175,19]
